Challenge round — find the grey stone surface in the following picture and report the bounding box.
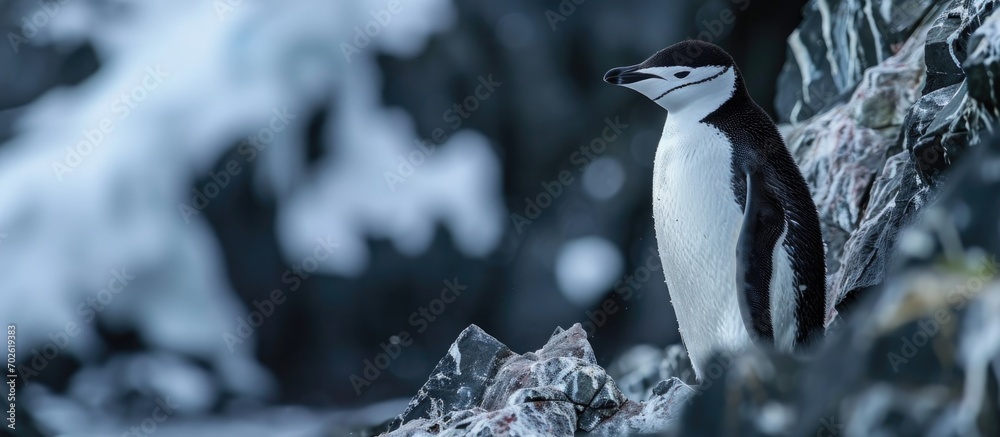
[380,324,693,436]
[775,0,938,123]
[782,0,1000,315]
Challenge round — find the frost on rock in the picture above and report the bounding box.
[380,325,694,436]
[607,344,696,402]
[775,0,938,123]
[781,0,1000,316]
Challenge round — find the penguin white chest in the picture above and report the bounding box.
[652,117,751,378]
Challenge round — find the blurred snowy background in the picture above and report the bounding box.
[0,0,807,434]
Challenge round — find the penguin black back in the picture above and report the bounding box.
[703,79,828,346]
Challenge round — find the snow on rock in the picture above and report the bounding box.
[379,324,693,436]
[782,0,1000,315]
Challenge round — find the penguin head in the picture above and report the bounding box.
[604,41,741,116]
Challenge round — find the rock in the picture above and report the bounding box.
[658,345,696,388]
[386,325,516,430]
[783,28,925,277]
[923,1,970,95]
[901,83,961,178]
[606,345,668,402]
[381,324,694,436]
[586,377,694,437]
[829,151,929,309]
[964,8,1000,128]
[852,63,925,129]
[775,0,938,123]
[784,0,1000,316]
[607,344,696,402]
[909,82,971,182]
[897,126,1000,271]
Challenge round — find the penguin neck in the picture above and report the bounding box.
[661,68,748,125]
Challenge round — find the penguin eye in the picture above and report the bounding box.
[674,71,691,79]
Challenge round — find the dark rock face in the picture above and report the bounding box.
[775,0,937,123]
[783,26,926,292]
[387,325,516,429]
[829,151,928,310]
[783,0,1000,314]
[965,11,1000,114]
[380,325,694,436]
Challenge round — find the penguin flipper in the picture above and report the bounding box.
[735,168,786,343]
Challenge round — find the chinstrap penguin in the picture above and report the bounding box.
[603,41,826,380]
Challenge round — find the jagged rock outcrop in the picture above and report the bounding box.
[775,0,938,123]
[377,324,694,436]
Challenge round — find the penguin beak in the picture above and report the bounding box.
[604,64,658,85]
